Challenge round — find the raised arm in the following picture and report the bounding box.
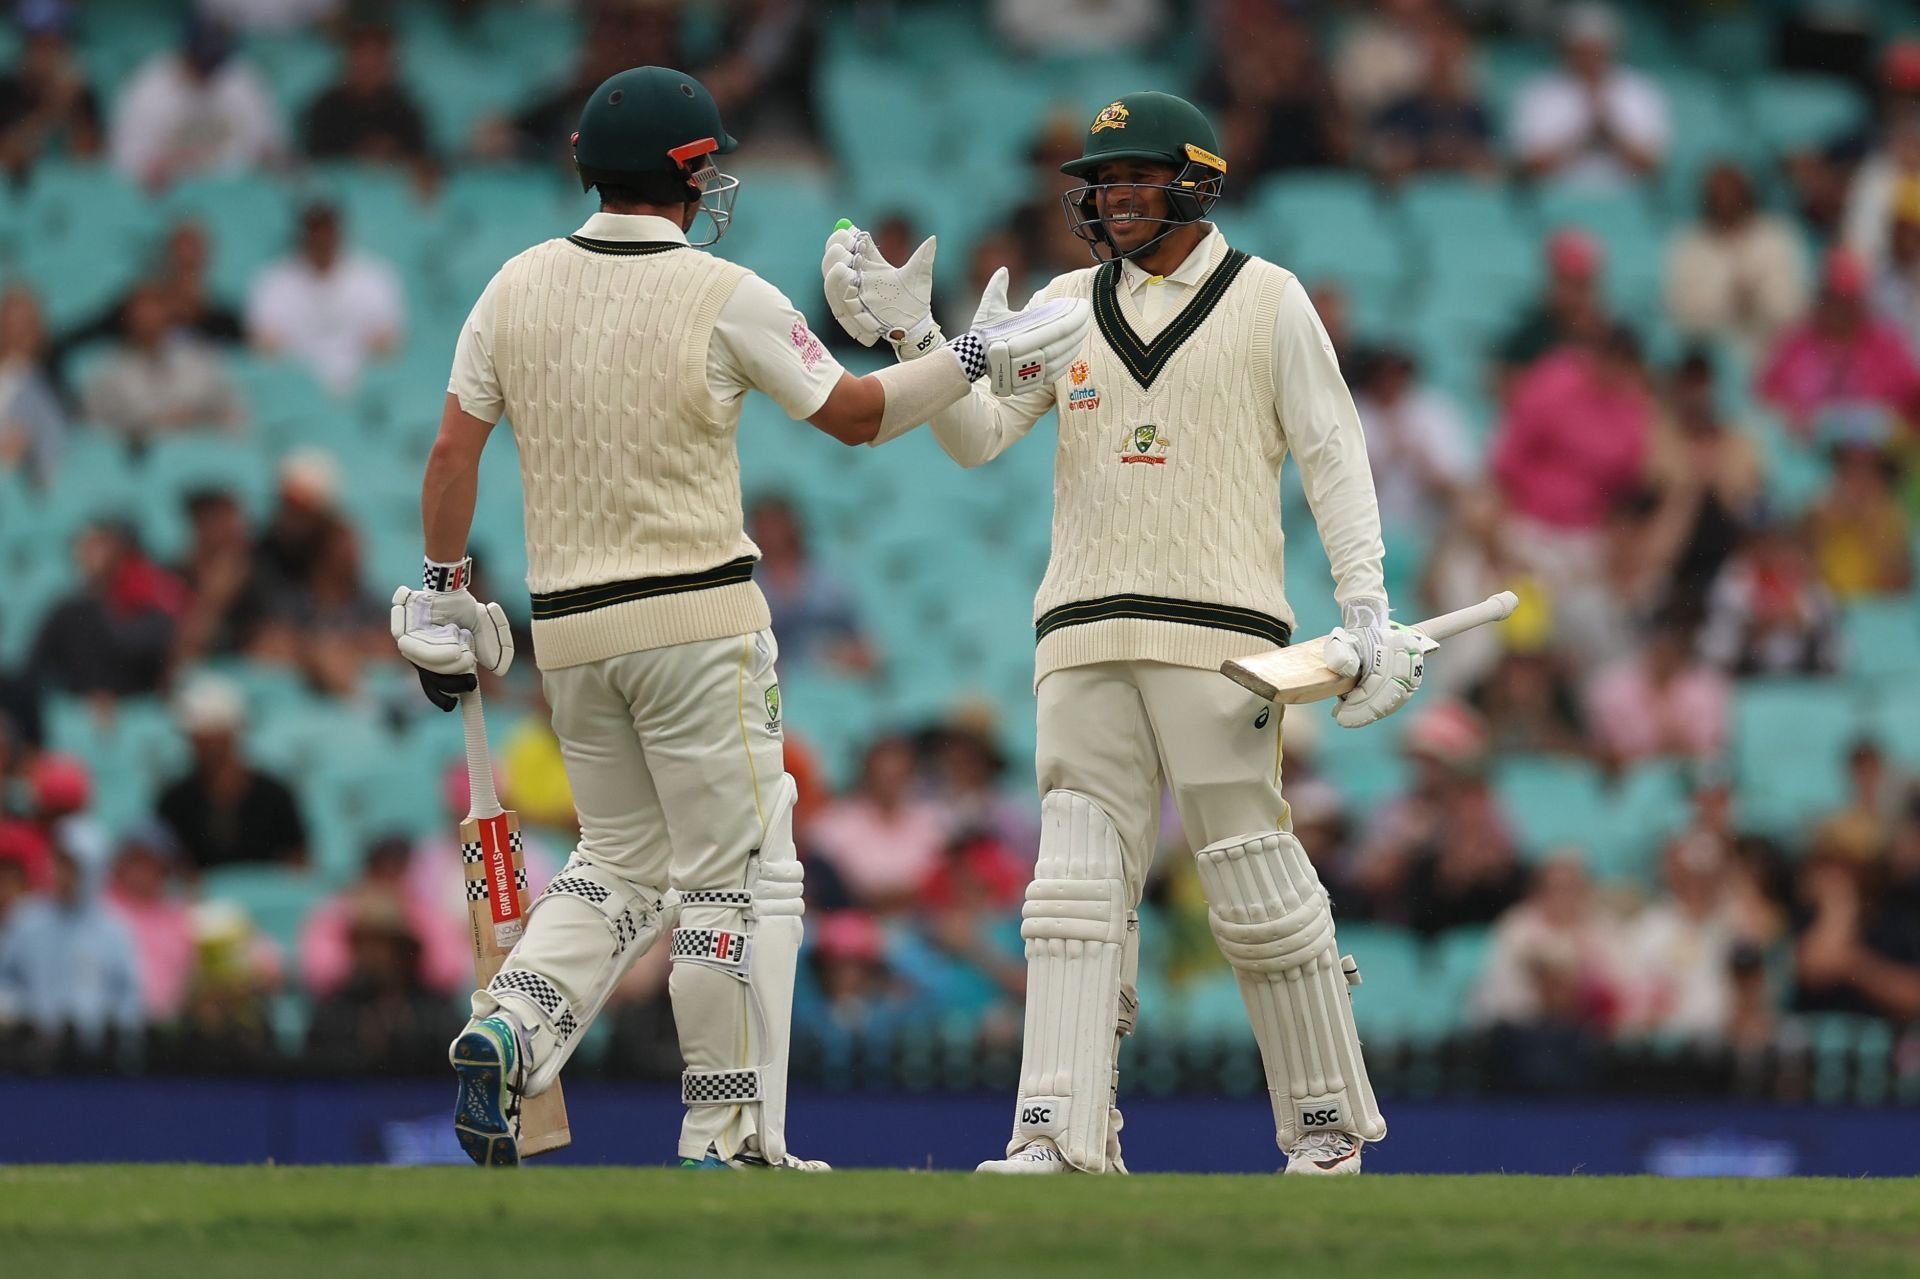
[820,223,1077,465]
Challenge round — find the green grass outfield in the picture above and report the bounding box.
[3,1167,1917,1278]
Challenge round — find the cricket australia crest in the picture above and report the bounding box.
[1091,101,1129,133]
[1119,423,1170,464]
[763,684,783,736]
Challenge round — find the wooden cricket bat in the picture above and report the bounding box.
[458,689,570,1157]
[1222,590,1520,704]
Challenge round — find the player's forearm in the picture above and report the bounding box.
[928,382,1029,468]
[421,395,494,562]
[421,446,480,563]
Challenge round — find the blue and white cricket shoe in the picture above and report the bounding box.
[450,1015,526,1168]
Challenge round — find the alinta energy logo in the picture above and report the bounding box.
[1067,359,1099,411]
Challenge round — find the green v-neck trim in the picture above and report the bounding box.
[566,236,685,257]
[1093,247,1251,390]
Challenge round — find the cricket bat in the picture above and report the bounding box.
[1222,591,1520,704]
[457,688,571,1157]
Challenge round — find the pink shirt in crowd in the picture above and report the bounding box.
[1584,659,1731,762]
[1757,321,1920,431]
[1492,349,1652,530]
[105,889,195,1019]
[809,798,949,906]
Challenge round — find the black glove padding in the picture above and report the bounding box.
[414,662,478,712]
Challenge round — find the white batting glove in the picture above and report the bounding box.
[1321,598,1436,729]
[390,557,513,712]
[956,267,1091,398]
[821,223,944,360]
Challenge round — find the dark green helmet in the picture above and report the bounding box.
[572,66,741,243]
[1059,91,1228,262]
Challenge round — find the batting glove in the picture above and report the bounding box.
[821,223,944,359]
[1322,598,1436,729]
[391,556,514,712]
[954,267,1092,398]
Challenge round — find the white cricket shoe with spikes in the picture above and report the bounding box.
[976,1139,1075,1174]
[1284,1130,1365,1176]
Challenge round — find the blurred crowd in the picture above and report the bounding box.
[2,0,1920,1099]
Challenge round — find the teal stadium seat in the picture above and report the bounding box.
[1733,679,1863,838]
[1258,174,1409,326]
[44,695,187,838]
[227,355,342,455]
[199,864,325,958]
[1341,924,1427,1044]
[1841,598,1920,683]
[17,162,156,333]
[241,31,340,120]
[1528,185,1663,319]
[135,435,277,563]
[163,174,296,309]
[1491,757,1617,868]
[1866,685,1920,769]
[1750,74,1868,154]
[39,428,138,546]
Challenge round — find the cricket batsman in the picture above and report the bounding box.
[390,65,1090,1169]
[822,92,1426,1175]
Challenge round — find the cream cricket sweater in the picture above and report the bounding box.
[490,234,766,669]
[927,227,1386,683]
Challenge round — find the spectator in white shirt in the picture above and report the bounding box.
[245,203,402,396]
[83,282,244,438]
[108,17,283,191]
[1510,2,1667,188]
[1665,163,1809,357]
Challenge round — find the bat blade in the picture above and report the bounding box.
[460,804,571,1157]
[1222,590,1520,704]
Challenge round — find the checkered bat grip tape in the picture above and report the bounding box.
[682,1069,761,1105]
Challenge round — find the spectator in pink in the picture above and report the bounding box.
[1493,324,1653,535]
[300,835,472,999]
[1585,617,1731,765]
[1758,248,1920,437]
[810,736,948,913]
[103,823,196,1021]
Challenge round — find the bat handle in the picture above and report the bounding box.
[459,689,503,820]
[1411,590,1520,643]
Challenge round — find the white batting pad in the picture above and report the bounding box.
[1194,830,1386,1149]
[474,859,672,1096]
[1010,789,1130,1171]
[670,774,805,1163]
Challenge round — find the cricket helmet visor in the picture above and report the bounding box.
[571,66,740,246]
[1060,91,1227,262]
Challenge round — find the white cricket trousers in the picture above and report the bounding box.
[1037,660,1288,903]
[492,628,787,1159]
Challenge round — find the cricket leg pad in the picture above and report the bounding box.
[470,858,672,1096]
[1008,789,1130,1173]
[1195,829,1386,1150]
[671,774,805,1163]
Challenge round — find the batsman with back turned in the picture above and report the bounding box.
[388,65,1090,1169]
[823,91,1435,1175]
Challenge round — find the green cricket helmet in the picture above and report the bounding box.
[1060,91,1228,262]
[571,66,740,245]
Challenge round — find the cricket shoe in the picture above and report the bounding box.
[450,1014,527,1168]
[680,1143,831,1171]
[975,1139,1076,1174]
[1284,1130,1364,1176]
